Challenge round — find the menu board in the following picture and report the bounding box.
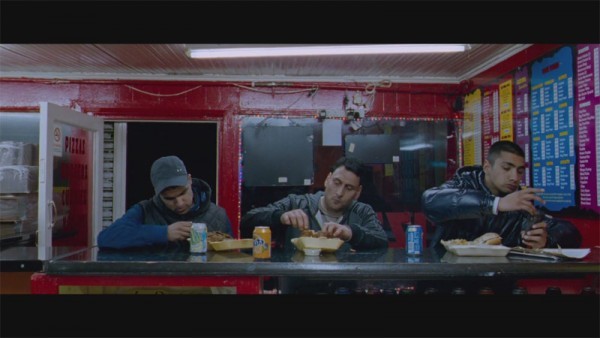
[530,46,576,211]
[463,89,482,166]
[575,44,600,213]
[514,68,531,187]
[499,78,514,142]
[481,86,500,161]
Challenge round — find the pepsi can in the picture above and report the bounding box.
[406,224,423,255]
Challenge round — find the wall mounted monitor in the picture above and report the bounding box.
[344,134,400,164]
[242,125,314,186]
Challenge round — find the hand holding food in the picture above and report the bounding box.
[280,209,310,230]
[321,222,352,242]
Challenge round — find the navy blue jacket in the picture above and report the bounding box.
[98,178,232,249]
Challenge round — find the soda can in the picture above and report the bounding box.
[406,224,423,255]
[190,223,208,254]
[253,226,271,259]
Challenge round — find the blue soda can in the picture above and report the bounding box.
[406,224,423,255]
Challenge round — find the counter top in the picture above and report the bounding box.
[0,246,85,272]
[42,245,600,279]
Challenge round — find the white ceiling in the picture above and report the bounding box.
[0,44,531,84]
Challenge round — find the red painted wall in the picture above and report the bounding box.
[0,78,458,238]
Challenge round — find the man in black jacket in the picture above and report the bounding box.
[422,141,581,248]
[241,157,388,251]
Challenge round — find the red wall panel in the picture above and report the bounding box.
[0,78,457,238]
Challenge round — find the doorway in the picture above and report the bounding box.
[125,122,218,209]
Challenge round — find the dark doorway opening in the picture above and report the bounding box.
[126,122,218,209]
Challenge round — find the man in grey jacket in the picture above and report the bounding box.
[241,157,388,251]
[422,141,581,249]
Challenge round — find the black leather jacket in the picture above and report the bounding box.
[422,166,582,248]
[240,191,389,251]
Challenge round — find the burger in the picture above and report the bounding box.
[472,232,502,245]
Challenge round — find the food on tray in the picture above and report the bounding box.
[207,231,233,242]
[203,231,252,251]
[442,238,470,245]
[209,238,253,251]
[291,236,344,252]
[300,229,332,238]
[472,232,502,245]
[441,233,507,257]
[442,232,502,247]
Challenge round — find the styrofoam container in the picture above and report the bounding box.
[291,237,344,252]
[303,248,321,256]
[443,243,511,257]
[209,239,253,251]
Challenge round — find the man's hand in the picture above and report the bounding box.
[167,221,192,242]
[521,221,548,249]
[498,187,545,215]
[322,222,352,242]
[280,209,310,230]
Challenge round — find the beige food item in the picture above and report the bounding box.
[443,238,470,245]
[442,232,502,246]
[472,232,502,245]
[207,231,233,242]
[209,238,253,251]
[300,229,331,238]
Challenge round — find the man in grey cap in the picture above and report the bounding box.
[98,155,232,249]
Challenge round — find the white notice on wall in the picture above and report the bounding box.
[52,125,63,157]
[322,119,343,146]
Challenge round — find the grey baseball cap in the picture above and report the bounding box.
[150,156,188,195]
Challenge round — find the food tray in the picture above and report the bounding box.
[441,240,511,257]
[508,247,590,261]
[291,237,344,252]
[209,239,253,251]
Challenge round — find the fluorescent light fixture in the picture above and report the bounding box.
[186,44,470,59]
[400,143,434,151]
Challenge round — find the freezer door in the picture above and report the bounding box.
[38,103,104,260]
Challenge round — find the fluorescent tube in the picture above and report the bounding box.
[186,44,469,59]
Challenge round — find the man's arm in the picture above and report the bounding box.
[422,183,496,223]
[96,204,168,249]
[345,203,389,250]
[240,195,296,237]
